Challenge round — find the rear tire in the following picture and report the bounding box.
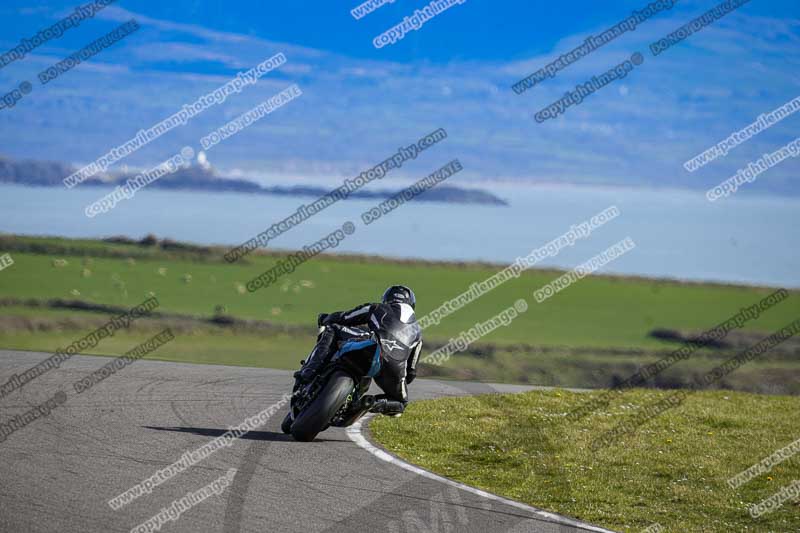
[280,412,293,434]
[291,371,354,442]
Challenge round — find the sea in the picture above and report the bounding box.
[0,183,797,288]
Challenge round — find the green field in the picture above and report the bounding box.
[0,234,798,392]
[3,234,799,532]
[370,389,800,533]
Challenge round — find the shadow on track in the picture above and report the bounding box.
[142,426,339,443]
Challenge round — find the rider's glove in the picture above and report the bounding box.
[406,369,417,384]
[317,313,330,327]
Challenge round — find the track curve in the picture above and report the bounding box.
[0,350,613,532]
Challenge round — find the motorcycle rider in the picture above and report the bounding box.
[293,285,422,416]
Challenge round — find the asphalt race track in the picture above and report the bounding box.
[0,350,613,533]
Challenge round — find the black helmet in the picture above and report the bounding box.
[382,285,416,309]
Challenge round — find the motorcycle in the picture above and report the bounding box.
[282,325,404,441]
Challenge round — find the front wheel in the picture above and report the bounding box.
[291,370,354,442]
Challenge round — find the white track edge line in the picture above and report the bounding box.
[346,416,617,533]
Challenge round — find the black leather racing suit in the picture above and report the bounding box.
[303,301,422,412]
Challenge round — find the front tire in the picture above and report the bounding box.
[291,371,354,442]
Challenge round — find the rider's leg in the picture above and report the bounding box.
[373,361,408,417]
[295,326,337,382]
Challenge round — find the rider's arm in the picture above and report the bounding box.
[335,324,372,341]
[322,303,375,327]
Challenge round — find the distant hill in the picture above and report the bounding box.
[0,157,75,187]
[0,156,508,207]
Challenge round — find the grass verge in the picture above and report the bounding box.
[370,388,800,532]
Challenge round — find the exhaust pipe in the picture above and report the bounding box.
[339,395,375,427]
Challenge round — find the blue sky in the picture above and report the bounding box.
[0,0,799,195]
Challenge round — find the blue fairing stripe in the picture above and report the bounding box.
[336,339,375,355]
[335,340,382,377]
[366,345,381,377]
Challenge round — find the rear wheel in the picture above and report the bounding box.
[291,370,354,442]
[280,412,293,434]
